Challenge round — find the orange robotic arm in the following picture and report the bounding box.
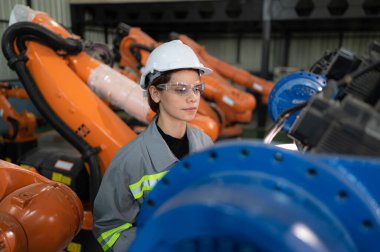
[201,71,256,124]
[115,23,158,74]
[2,6,141,203]
[0,82,37,143]
[0,160,83,252]
[8,6,138,170]
[173,33,274,102]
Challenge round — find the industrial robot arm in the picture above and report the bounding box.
[0,82,37,144]
[0,160,83,252]
[2,5,143,202]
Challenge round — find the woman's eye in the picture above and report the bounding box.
[194,85,203,93]
[175,88,188,94]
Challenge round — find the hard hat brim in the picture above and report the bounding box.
[140,66,213,89]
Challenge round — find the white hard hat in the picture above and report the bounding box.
[140,40,212,89]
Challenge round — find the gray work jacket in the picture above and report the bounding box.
[93,119,213,252]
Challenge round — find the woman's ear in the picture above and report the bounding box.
[148,85,161,103]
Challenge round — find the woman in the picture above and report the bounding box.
[93,40,214,252]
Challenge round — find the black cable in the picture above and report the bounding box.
[2,22,101,206]
[129,43,154,69]
[264,102,307,144]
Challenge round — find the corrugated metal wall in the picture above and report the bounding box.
[343,32,380,55]
[84,26,117,46]
[0,0,70,80]
[32,0,71,27]
[0,0,25,80]
[288,33,341,70]
[1,0,379,80]
[201,32,380,73]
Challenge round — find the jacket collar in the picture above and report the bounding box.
[143,119,178,173]
[187,125,200,153]
[143,119,199,172]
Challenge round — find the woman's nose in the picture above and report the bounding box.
[186,90,198,102]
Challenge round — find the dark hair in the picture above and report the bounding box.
[147,70,173,114]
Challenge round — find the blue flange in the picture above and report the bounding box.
[268,72,326,132]
[129,141,380,252]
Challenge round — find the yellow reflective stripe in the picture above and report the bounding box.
[97,223,132,249]
[101,232,120,252]
[132,185,154,199]
[129,171,168,190]
[97,222,132,242]
[129,171,168,199]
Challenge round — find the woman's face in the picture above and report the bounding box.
[150,69,201,123]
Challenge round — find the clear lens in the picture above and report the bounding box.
[157,82,205,96]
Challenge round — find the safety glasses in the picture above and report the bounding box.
[156,82,206,96]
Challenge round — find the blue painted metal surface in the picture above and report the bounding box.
[130,141,380,252]
[268,72,326,132]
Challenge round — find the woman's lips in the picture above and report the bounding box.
[183,107,197,112]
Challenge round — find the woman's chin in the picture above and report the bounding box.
[182,114,197,122]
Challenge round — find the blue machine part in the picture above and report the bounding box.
[268,72,327,132]
[130,141,380,252]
